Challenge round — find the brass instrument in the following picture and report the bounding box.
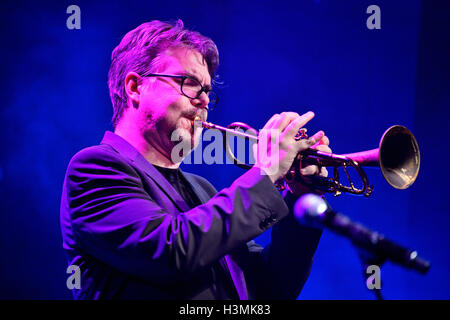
[194,118,420,197]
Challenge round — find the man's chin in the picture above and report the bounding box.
[168,128,195,162]
[176,122,202,146]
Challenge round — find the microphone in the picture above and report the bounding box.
[294,194,430,274]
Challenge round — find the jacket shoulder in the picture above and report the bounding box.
[65,143,138,179]
[69,143,126,165]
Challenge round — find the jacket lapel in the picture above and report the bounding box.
[134,156,191,212]
[224,255,248,300]
[182,170,249,300]
[182,173,211,203]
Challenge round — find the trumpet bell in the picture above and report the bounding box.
[344,125,420,190]
[379,125,420,190]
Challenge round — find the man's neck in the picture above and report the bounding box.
[114,125,180,169]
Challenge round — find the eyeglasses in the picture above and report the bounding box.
[141,73,218,111]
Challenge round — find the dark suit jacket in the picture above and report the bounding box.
[60,131,322,299]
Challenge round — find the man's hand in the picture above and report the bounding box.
[253,111,325,184]
[287,134,332,196]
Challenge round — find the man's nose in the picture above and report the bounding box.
[191,91,210,110]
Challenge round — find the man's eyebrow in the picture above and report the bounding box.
[182,71,212,89]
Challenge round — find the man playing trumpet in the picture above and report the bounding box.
[60,19,332,299]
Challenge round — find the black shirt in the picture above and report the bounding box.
[153,165,238,299]
[153,165,202,209]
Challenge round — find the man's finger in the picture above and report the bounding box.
[300,162,329,177]
[273,111,302,133]
[283,111,315,140]
[300,165,320,176]
[319,166,328,177]
[312,135,329,148]
[314,144,332,154]
[292,132,324,159]
[320,135,330,145]
[262,113,280,130]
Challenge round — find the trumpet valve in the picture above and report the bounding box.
[295,128,308,140]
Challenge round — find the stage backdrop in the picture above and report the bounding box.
[0,0,448,299]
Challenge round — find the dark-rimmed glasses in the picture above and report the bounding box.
[142,73,218,110]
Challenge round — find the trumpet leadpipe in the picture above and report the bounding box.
[194,117,258,141]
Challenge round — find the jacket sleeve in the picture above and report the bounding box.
[189,171,323,300]
[61,146,289,284]
[244,191,323,300]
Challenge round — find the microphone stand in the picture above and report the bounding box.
[293,194,431,300]
[356,247,386,300]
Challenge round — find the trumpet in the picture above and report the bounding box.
[194,117,420,197]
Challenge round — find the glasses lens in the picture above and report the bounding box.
[181,77,202,99]
[181,76,218,110]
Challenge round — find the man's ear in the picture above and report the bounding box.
[125,72,142,108]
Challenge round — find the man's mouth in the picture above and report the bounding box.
[188,116,204,129]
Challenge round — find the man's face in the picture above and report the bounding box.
[137,47,211,161]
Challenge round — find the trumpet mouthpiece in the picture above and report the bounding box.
[193,116,203,128]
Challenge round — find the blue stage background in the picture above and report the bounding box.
[0,0,449,299]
